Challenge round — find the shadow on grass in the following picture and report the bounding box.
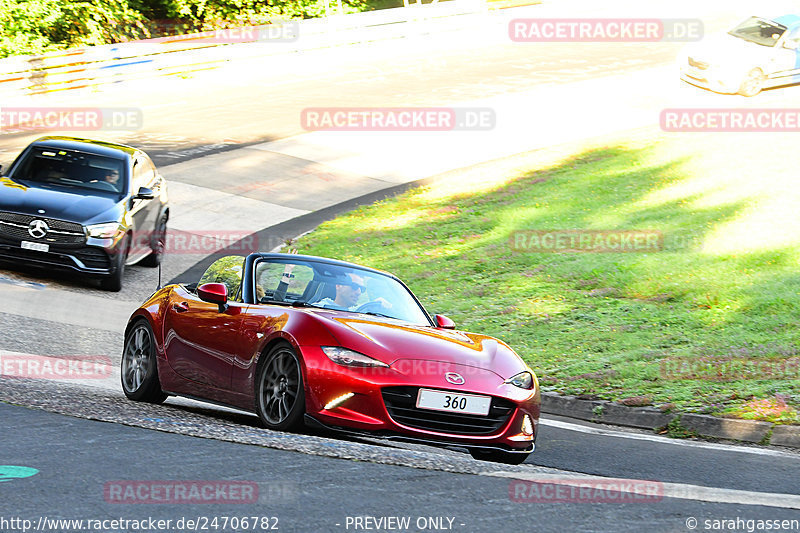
[298,143,800,412]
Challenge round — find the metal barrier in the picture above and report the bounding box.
[0,0,489,97]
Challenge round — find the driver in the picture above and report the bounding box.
[103,169,120,187]
[317,273,391,311]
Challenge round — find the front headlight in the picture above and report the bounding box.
[322,346,388,368]
[86,222,122,239]
[505,371,534,389]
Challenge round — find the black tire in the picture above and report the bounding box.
[140,214,167,268]
[255,343,305,431]
[738,68,765,97]
[469,448,530,465]
[99,235,128,292]
[121,320,167,403]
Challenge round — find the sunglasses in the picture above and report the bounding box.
[345,282,366,292]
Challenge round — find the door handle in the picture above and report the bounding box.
[172,301,189,313]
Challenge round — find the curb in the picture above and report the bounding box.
[540,392,800,448]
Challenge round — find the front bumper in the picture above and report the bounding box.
[0,236,121,275]
[680,66,740,94]
[301,347,540,452]
[304,414,534,454]
[0,212,122,275]
[0,242,115,274]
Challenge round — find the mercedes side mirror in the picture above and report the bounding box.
[198,283,228,312]
[435,314,456,329]
[135,187,155,200]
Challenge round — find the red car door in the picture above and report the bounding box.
[163,285,248,391]
[230,306,292,393]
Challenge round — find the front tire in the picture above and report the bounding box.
[469,449,530,465]
[140,214,167,268]
[738,68,765,97]
[255,343,305,431]
[100,235,128,292]
[121,320,167,403]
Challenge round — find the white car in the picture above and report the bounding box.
[680,15,800,96]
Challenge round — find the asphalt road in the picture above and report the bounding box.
[2,399,799,533]
[0,6,734,168]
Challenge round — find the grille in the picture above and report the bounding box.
[0,245,110,271]
[0,211,85,245]
[73,247,111,269]
[382,386,515,436]
[688,57,708,69]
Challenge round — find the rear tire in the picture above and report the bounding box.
[255,343,305,431]
[121,320,167,403]
[469,449,530,465]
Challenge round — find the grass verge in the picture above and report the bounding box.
[293,128,800,424]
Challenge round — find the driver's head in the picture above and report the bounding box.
[104,169,120,185]
[335,273,365,308]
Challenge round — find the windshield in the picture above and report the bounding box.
[11,147,126,196]
[728,16,786,47]
[254,257,432,326]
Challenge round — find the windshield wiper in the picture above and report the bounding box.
[258,298,310,307]
[360,311,396,319]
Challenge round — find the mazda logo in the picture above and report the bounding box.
[445,372,465,385]
[27,220,49,239]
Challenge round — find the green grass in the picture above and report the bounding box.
[293,130,800,424]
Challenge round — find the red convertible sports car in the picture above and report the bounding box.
[122,253,540,464]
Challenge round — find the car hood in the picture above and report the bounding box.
[308,309,529,379]
[0,177,122,224]
[684,33,776,66]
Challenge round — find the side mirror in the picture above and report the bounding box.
[784,39,798,50]
[434,314,456,329]
[135,187,155,200]
[198,282,228,312]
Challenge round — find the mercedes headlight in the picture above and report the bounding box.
[86,222,122,239]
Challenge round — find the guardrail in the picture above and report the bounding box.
[0,0,490,97]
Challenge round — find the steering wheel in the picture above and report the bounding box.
[356,301,386,314]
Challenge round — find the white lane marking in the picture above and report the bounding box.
[490,471,800,510]
[541,418,800,458]
[0,274,46,290]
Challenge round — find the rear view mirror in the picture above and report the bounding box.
[198,282,228,312]
[435,314,456,329]
[784,40,798,50]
